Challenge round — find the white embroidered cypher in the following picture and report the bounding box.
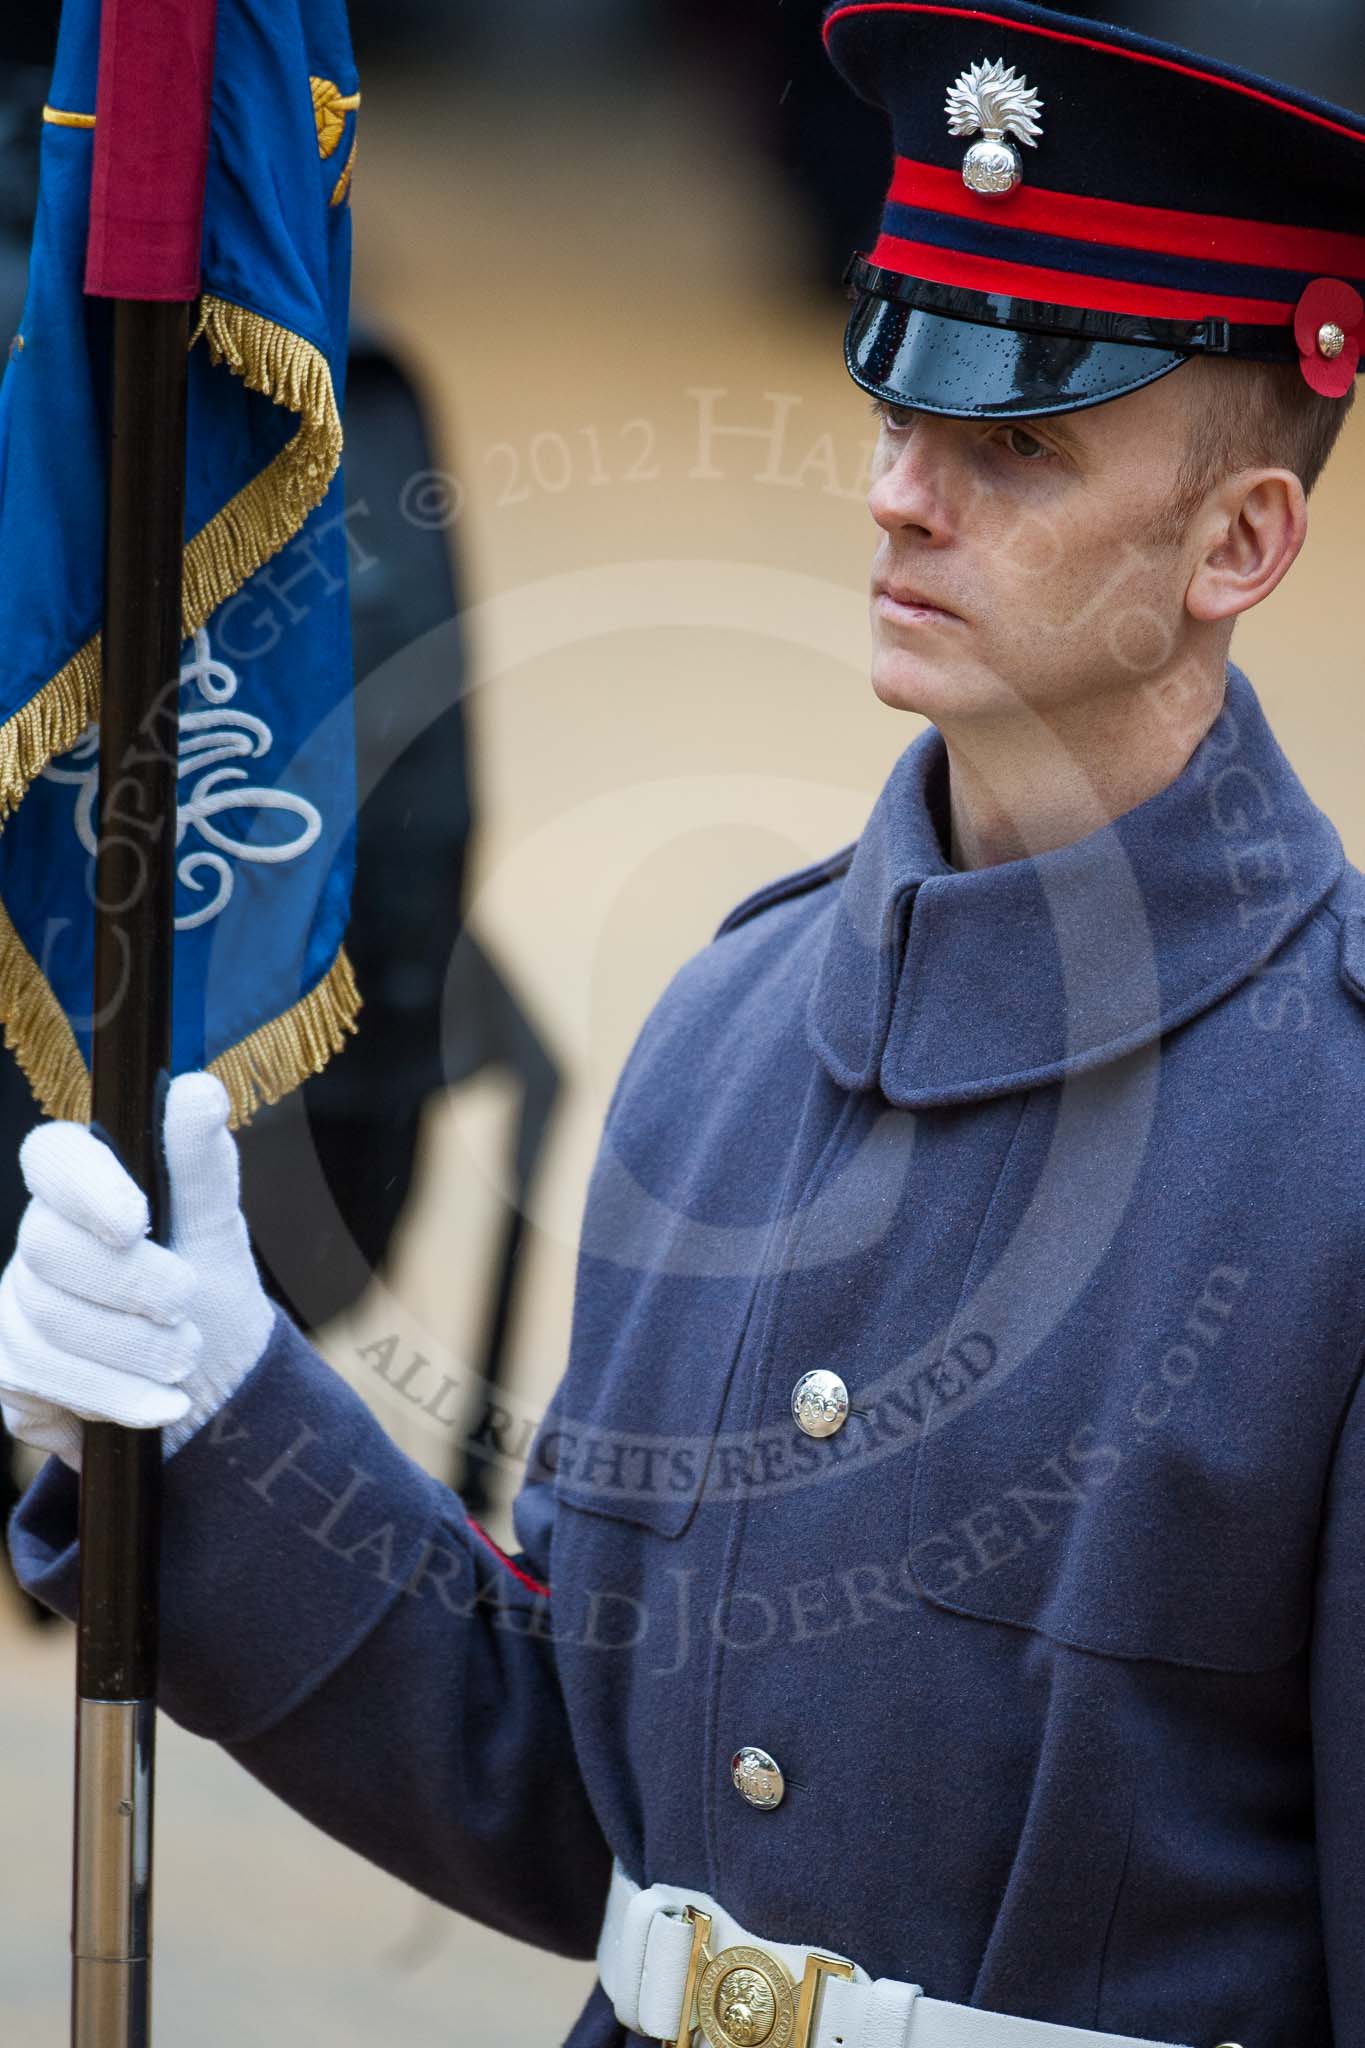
[42,627,323,932]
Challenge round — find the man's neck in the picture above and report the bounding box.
[942,657,1229,872]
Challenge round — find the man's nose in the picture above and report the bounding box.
[867,414,958,540]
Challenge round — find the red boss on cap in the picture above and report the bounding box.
[1294,278,1364,397]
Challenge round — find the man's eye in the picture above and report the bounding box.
[872,398,915,431]
[1000,425,1051,462]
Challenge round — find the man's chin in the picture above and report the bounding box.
[869,644,1019,724]
[869,648,969,719]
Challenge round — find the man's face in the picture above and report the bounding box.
[865,365,1205,725]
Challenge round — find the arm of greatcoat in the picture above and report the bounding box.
[6,1310,610,1961]
[1310,1340,1365,2032]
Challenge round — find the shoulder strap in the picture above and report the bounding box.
[1337,909,1365,1007]
[714,844,854,941]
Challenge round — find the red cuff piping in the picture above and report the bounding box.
[466,1515,551,1598]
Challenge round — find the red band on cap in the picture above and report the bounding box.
[889,158,1365,279]
[825,5,1365,153]
[869,231,1297,324]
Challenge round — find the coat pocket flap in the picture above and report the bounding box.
[906,1272,1329,1673]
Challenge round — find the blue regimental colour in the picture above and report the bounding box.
[0,0,361,1124]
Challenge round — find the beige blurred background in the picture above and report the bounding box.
[5,14,1365,2044]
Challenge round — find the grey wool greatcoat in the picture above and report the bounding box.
[12,659,1365,2048]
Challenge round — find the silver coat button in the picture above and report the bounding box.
[791,1369,849,1438]
[731,1746,785,1810]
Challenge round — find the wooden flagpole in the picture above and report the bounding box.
[73,1,218,2038]
[73,296,188,2048]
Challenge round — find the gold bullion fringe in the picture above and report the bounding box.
[0,898,91,1122]
[0,296,343,821]
[183,294,344,636]
[209,946,362,1128]
[0,920,360,1130]
[0,640,102,823]
[0,295,351,1119]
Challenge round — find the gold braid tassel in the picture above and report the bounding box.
[0,293,356,1122]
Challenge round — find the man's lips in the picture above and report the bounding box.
[872,580,963,625]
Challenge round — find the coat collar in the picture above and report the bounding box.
[807,664,1344,1108]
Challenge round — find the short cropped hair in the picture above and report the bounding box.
[1166,354,1357,533]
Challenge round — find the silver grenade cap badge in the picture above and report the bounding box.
[946,58,1045,198]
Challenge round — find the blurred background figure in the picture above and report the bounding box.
[237,319,480,1342]
[671,0,888,288]
[1060,0,1365,106]
[234,319,561,1519]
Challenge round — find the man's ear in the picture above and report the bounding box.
[1185,469,1308,625]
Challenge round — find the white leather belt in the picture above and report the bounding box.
[597,1860,1199,2048]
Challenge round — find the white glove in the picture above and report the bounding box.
[0,1071,275,1469]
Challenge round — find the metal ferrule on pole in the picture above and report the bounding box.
[72,1698,155,2048]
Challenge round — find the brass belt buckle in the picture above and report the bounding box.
[668,1906,855,2048]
